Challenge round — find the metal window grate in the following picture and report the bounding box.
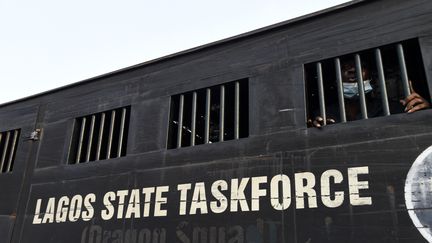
[305,39,430,127]
[0,129,20,173]
[69,106,130,164]
[168,79,249,149]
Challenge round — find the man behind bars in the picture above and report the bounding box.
[307,59,430,128]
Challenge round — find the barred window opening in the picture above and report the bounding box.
[305,39,430,127]
[0,129,20,173]
[168,79,249,149]
[69,106,130,164]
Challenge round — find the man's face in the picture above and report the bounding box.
[342,63,367,83]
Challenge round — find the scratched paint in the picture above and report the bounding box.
[405,145,432,243]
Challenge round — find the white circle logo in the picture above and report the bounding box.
[405,146,432,243]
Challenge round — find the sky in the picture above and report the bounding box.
[0,0,349,104]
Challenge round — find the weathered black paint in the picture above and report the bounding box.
[1,0,432,242]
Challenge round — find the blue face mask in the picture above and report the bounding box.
[343,80,373,98]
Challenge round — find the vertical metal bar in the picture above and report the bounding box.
[6,130,18,172]
[190,92,197,146]
[335,58,347,123]
[106,110,116,159]
[316,62,327,125]
[85,115,96,162]
[0,133,3,157]
[0,133,3,166]
[75,118,86,163]
[375,48,390,116]
[397,43,411,97]
[117,108,127,157]
[219,85,225,142]
[204,88,211,144]
[176,95,184,148]
[0,132,10,172]
[234,82,240,139]
[96,113,105,161]
[355,54,368,119]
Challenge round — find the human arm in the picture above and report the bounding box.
[400,81,430,113]
[307,116,336,128]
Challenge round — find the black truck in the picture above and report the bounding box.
[1,0,432,242]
